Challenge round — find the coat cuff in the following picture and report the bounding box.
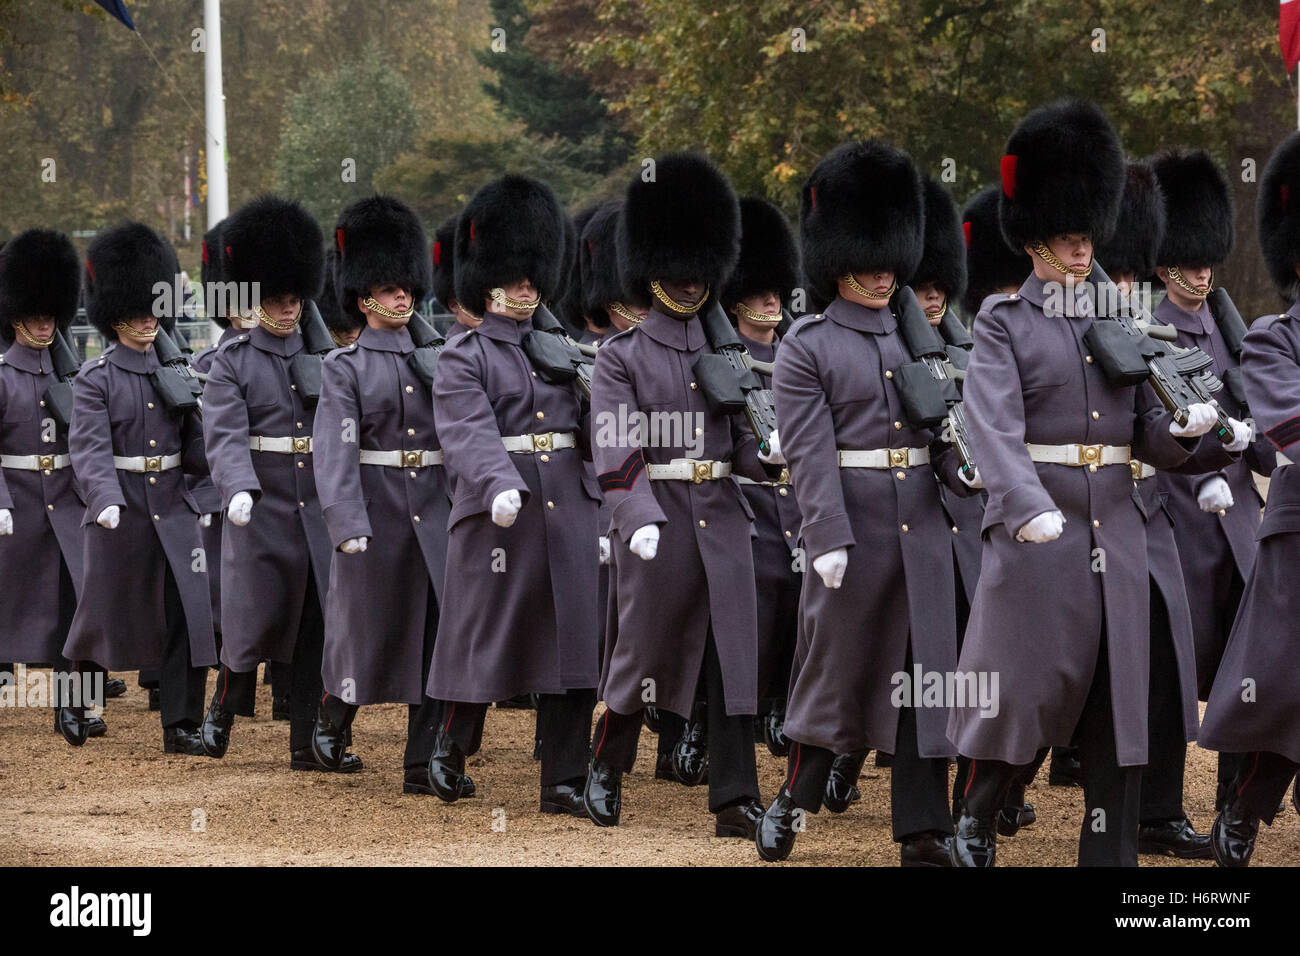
[219,473,262,510]
[996,482,1058,538]
[323,499,373,549]
[800,512,855,559]
[83,486,126,525]
[609,494,667,542]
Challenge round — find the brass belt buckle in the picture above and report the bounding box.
[533,432,552,452]
[145,456,162,472]
[293,437,310,454]
[38,454,55,471]
[1078,444,1102,466]
[889,448,908,467]
[777,467,791,485]
[693,460,712,484]
[404,450,421,467]
[1130,460,1143,481]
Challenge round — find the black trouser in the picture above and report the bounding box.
[212,571,326,752]
[657,710,687,761]
[1227,751,1300,825]
[159,564,208,729]
[592,629,758,812]
[1141,584,1188,824]
[443,688,596,787]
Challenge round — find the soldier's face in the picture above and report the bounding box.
[486,278,538,321]
[1046,233,1093,271]
[659,280,706,311]
[260,293,302,337]
[1111,271,1136,297]
[605,302,646,332]
[1156,264,1212,309]
[16,314,57,346]
[739,290,781,318]
[361,285,412,330]
[116,314,158,352]
[913,282,947,325]
[336,327,361,346]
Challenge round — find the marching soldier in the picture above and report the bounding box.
[195,195,341,770]
[64,222,217,755]
[946,101,1217,867]
[1150,148,1276,810]
[576,202,644,346]
[424,174,600,815]
[1201,130,1300,864]
[319,245,362,349]
[754,141,976,865]
[961,186,1033,321]
[433,214,479,342]
[584,152,772,837]
[0,229,104,745]
[721,197,802,762]
[1097,162,1214,858]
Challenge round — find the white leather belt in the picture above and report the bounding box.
[1279,451,1294,466]
[838,447,930,469]
[1026,443,1131,467]
[358,448,444,467]
[501,431,577,454]
[646,458,732,482]
[114,453,181,473]
[249,435,313,454]
[1130,460,1156,481]
[735,468,792,487]
[1,453,70,471]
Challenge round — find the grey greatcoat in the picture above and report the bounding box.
[1199,303,1300,762]
[313,324,452,706]
[947,276,1196,767]
[0,342,85,662]
[62,344,217,670]
[590,307,773,719]
[1152,296,1277,697]
[190,325,240,631]
[426,312,601,701]
[203,326,334,671]
[773,298,973,758]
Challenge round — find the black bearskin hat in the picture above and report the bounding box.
[84,222,180,341]
[962,185,1032,317]
[0,229,81,344]
[1095,161,1165,279]
[558,202,603,334]
[800,139,924,307]
[912,178,967,305]
[200,219,229,328]
[1258,130,1300,298]
[333,195,430,326]
[1151,148,1233,268]
[432,213,458,312]
[454,174,567,314]
[722,196,800,310]
[318,244,359,338]
[580,200,632,329]
[618,152,740,308]
[998,99,1124,250]
[222,195,324,305]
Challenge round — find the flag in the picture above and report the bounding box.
[1282,0,1300,71]
[93,1,134,30]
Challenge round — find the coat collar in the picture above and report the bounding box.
[106,342,161,373]
[475,310,533,345]
[0,341,53,374]
[824,295,896,335]
[1012,273,1097,321]
[638,306,706,351]
[357,324,414,354]
[1154,295,1215,335]
[249,323,303,357]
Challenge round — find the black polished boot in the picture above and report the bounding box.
[951,810,997,867]
[643,706,663,734]
[86,715,106,737]
[755,789,801,862]
[996,801,1036,837]
[272,693,291,722]
[762,710,790,758]
[426,729,470,802]
[162,725,207,756]
[200,694,236,758]
[1048,746,1084,787]
[540,779,588,817]
[715,798,765,839]
[304,705,360,772]
[671,720,708,786]
[1211,800,1260,867]
[824,751,867,814]
[54,707,92,747]
[901,831,954,867]
[654,752,676,781]
[583,759,623,827]
[291,746,362,773]
[402,765,474,795]
[104,677,127,699]
[1138,818,1212,860]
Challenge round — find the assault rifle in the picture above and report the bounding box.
[694,300,778,456]
[1206,287,1250,417]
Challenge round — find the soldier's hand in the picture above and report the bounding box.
[1197,476,1234,515]
[199,513,213,528]
[958,465,984,489]
[1224,417,1253,453]
[340,536,369,554]
[812,547,848,589]
[1169,402,1216,438]
[491,489,522,527]
[227,491,254,527]
[1015,510,1064,543]
[0,508,11,536]
[96,505,120,530]
[599,535,611,565]
[628,525,659,560]
[758,428,786,465]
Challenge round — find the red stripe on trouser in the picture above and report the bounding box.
[1235,752,1262,799]
[964,759,976,799]
[219,665,230,705]
[787,742,803,792]
[443,702,456,734]
[592,711,610,760]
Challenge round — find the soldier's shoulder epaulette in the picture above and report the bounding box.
[1250,311,1292,334]
[787,313,828,338]
[601,325,639,349]
[982,292,1019,313]
[447,326,479,347]
[216,333,252,355]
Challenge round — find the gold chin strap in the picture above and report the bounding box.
[256,303,302,332]
[489,288,539,312]
[734,301,782,325]
[362,296,415,320]
[328,328,351,348]
[458,305,482,324]
[1030,241,1093,279]
[1166,266,1211,298]
[14,320,55,348]
[112,320,158,341]
[842,273,897,301]
[928,300,948,321]
[650,280,708,315]
[608,301,643,325]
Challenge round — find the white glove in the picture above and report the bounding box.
[0,509,11,536]
[340,536,368,554]
[628,525,659,561]
[599,535,611,565]
[227,491,254,527]
[1197,476,1235,514]
[491,489,522,528]
[96,505,120,530]
[1224,417,1253,454]
[812,547,848,589]
[958,465,984,489]
[199,513,213,528]
[1169,402,1216,438]
[1016,510,1065,543]
[758,429,786,465]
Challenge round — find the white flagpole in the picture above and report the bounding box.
[203,0,229,228]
